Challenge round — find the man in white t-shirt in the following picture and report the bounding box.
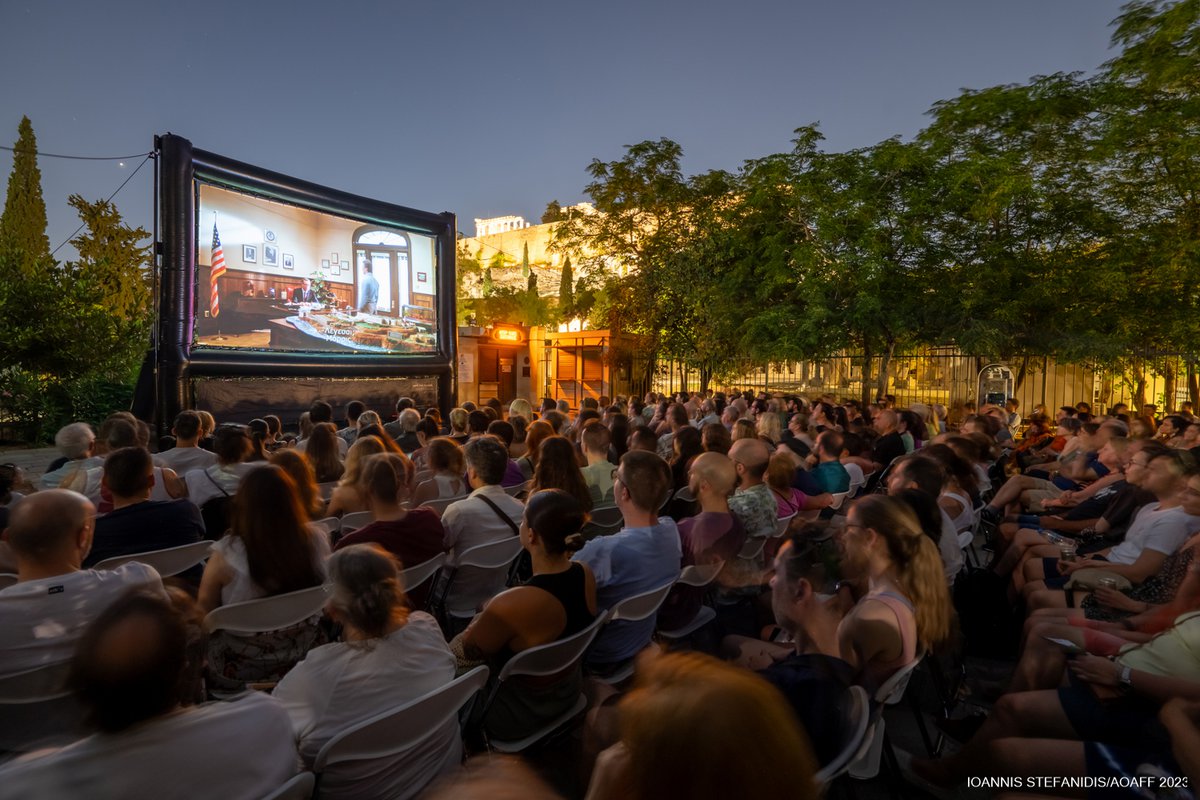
[440,437,523,614]
[0,590,297,800]
[154,410,217,475]
[887,455,963,586]
[0,490,165,678]
[1024,450,1200,610]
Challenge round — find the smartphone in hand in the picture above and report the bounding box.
[1044,636,1084,656]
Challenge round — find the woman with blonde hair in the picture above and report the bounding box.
[731,418,757,443]
[834,494,953,689]
[756,411,782,448]
[448,408,470,443]
[273,544,457,799]
[411,437,467,505]
[585,651,818,800]
[508,398,533,423]
[271,449,326,520]
[327,435,386,517]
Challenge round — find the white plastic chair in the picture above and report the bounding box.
[440,536,525,619]
[503,480,530,497]
[0,661,85,753]
[420,496,465,517]
[737,536,767,561]
[203,584,330,634]
[262,771,316,800]
[400,553,445,595]
[313,516,340,537]
[849,654,925,780]
[773,513,797,537]
[313,666,489,797]
[590,580,677,684]
[657,561,725,640]
[0,573,17,590]
[338,510,373,536]
[316,481,338,501]
[844,462,866,497]
[814,685,872,788]
[483,612,610,753]
[827,491,850,511]
[672,486,696,503]
[93,540,214,576]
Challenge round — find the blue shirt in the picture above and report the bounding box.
[811,460,851,494]
[359,273,380,310]
[573,517,681,664]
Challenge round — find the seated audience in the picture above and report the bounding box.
[727,438,779,540]
[485,420,528,487]
[580,421,616,505]
[451,489,598,740]
[885,455,963,584]
[335,453,444,608]
[585,652,818,800]
[0,589,297,799]
[304,422,346,484]
[412,437,468,506]
[39,422,102,490]
[273,544,457,800]
[327,435,386,517]
[182,426,254,511]
[516,420,554,481]
[833,495,953,690]
[441,437,525,612]
[154,410,217,474]
[530,435,593,511]
[808,430,851,494]
[84,447,206,569]
[0,490,165,678]
[296,401,349,457]
[198,465,330,613]
[270,448,326,521]
[573,451,681,667]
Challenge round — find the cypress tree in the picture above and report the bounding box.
[0,116,51,273]
[559,257,574,320]
[521,242,530,278]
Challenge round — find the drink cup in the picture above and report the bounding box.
[1059,544,1077,562]
[1098,577,1118,590]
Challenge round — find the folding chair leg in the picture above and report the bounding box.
[907,687,938,758]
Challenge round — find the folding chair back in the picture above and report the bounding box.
[828,491,850,511]
[0,661,86,753]
[814,685,872,787]
[317,481,338,501]
[844,462,866,497]
[262,771,315,800]
[0,573,17,590]
[440,536,524,618]
[203,585,330,634]
[313,665,488,771]
[773,513,797,537]
[400,553,445,593]
[314,516,341,537]
[587,505,623,528]
[676,560,725,588]
[503,481,530,497]
[419,496,465,517]
[339,510,373,534]
[93,540,214,577]
[608,580,676,623]
[737,536,767,561]
[875,653,923,706]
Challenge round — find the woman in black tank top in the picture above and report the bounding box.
[449,489,599,740]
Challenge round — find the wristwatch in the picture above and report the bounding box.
[1119,664,1133,690]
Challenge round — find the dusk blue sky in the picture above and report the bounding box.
[2,0,1127,255]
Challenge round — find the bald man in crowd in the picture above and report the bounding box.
[658,452,747,631]
[0,489,164,679]
[727,438,778,540]
[0,590,297,799]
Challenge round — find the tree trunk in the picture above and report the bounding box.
[1132,357,1147,411]
[700,363,712,394]
[1163,360,1177,412]
[860,341,873,407]
[876,340,897,404]
[1188,360,1199,406]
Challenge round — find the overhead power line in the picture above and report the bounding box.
[0,145,153,162]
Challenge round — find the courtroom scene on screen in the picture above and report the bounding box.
[196,183,439,354]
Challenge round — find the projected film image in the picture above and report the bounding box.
[195,184,439,354]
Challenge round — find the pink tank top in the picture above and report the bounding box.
[860,589,918,690]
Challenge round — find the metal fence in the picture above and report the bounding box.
[649,347,1199,414]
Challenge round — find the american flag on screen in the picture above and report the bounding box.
[210,221,226,318]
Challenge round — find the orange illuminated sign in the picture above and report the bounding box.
[492,326,524,343]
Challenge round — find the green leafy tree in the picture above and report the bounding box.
[541,200,565,224]
[68,194,151,322]
[0,116,51,275]
[527,270,538,296]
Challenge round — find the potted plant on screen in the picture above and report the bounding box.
[308,271,337,308]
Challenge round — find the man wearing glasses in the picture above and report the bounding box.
[573,451,681,669]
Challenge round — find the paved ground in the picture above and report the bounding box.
[0,446,59,490]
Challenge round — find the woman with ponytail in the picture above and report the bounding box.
[246,418,270,462]
[273,544,458,799]
[833,494,953,690]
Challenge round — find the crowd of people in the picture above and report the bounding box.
[1,389,1199,798]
